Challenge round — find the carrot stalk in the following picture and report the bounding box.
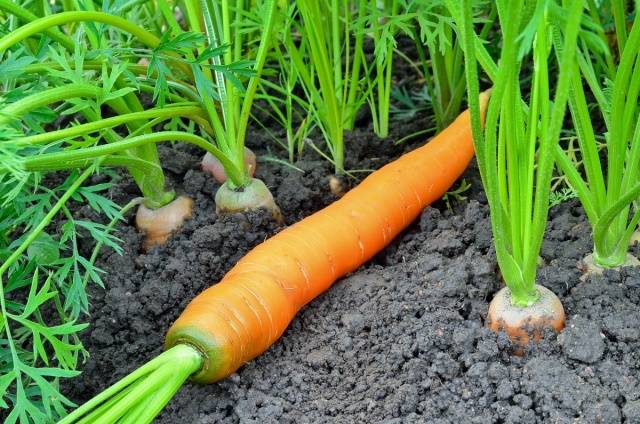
[59,344,202,424]
[63,93,489,422]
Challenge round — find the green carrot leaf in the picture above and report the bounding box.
[26,233,60,266]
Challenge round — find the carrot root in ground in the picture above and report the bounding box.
[136,195,193,250]
[487,284,565,351]
[215,177,282,222]
[202,147,256,183]
[166,91,490,383]
[579,253,640,278]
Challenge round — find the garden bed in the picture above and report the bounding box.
[64,123,640,423]
[5,3,640,423]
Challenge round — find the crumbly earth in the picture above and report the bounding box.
[63,122,640,423]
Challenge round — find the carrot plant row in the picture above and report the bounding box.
[450,0,583,342]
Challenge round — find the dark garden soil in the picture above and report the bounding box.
[62,111,640,423]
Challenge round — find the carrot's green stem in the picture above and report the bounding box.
[196,0,278,189]
[5,131,245,198]
[0,6,191,208]
[0,11,160,52]
[552,10,640,270]
[0,84,176,208]
[0,8,192,78]
[13,105,205,147]
[453,0,584,307]
[286,0,361,175]
[59,344,203,424]
[345,0,366,132]
[0,0,74,49]
[235,0,277,167]
[0,84,107,125]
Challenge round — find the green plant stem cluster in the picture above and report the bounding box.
[281,0,368,175]
[0,0,279,199]
[58,344,203,424]
[191,0,278,188]
[452,0,584,306]
[407,0,470,132]
[554,5,640,268]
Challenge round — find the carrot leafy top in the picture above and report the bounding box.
[450,0,584,306]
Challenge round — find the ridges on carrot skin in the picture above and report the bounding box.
[165,92,490,384]
[60,93,490,424]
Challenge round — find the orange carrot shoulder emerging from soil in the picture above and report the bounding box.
[165,91,490,383]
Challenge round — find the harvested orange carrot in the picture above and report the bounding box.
[165,91,490,383]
